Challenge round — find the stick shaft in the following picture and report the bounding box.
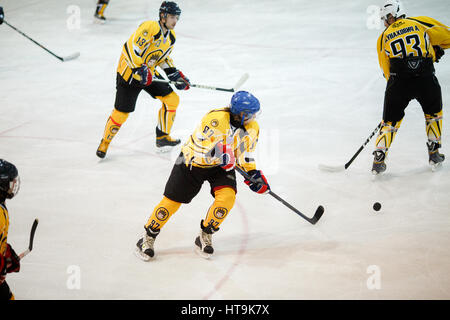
[4,20,64,61]
[344,122,381,169]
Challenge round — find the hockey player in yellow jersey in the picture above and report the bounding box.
[0,160,21,300]
[372,0,450,174]
[96,1,191,158]
[135,91,270,260]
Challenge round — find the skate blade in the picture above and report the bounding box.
[430,161,443,172]
[156,146,176,153]
[134,247,152,261]
[195,246,212,259]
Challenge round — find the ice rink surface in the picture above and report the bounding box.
[0,0,449,300]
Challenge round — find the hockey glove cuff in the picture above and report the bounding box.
[4,244,20,273]
[133,64,153,86]
[434,46,445,63]
[216,142,235,171]
[165,67,190,90]
[244,170,270,194]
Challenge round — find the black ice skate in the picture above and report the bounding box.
[135,227,160,261]
[428,142,445,171]
[195,220,219,259]
[372,150,387,175]
[156,127,180,152]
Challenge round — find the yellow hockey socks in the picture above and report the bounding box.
[96,109,129,158]
[425,110,443,148]
[374,119,403,157]
[145,196,181,231]
[156,92,179,135]
[203,187,236,230]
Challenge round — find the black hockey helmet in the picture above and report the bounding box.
[0,159,20,200]
[159,1,181,17]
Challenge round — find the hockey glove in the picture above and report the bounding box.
[216,142,235,171]
[0,7,4,25]
[133,64,153,86]
[4,244,20,273]
[434,46,445,63]
[165,67,190,90]
[244,170,270,194]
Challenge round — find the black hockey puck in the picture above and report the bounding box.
[373,202,381,211]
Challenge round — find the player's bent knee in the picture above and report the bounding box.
[157,92,180,111]
[214,187,236,209]
[111,109,129,124]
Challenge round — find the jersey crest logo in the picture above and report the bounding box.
[213,207,228,219]
[156,207,169,221]
[210,119,219,127]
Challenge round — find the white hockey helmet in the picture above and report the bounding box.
[380,0,406,21]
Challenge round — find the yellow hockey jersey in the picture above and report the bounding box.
[0,203,9,257]
[117,20,177,82]
[181,108,259,172]
[377,16,450,79]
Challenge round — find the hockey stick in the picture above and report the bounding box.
[4,20,80,62]
[235,166,324,225]
[19,219,39,260]
[318,122,382,172]
[152,73,249,92]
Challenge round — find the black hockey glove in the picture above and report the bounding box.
[133,64,153,86]
[165,67,190,90]
[0,7,4,25]
[434,45,445,63]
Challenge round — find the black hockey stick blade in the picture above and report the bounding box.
[19,218,39,259]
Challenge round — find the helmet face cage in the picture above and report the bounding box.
[7,176,20,199]
[0,159,19,199]
[230,91,261,125]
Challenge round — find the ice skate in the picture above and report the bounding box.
[195,220,219,259]
[135,227,160,261]
[428,142,445,171]
[96,139,110,159]
[371,150,387,175]
[94,13,106,23]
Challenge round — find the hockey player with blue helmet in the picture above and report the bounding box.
[135,91,270,260]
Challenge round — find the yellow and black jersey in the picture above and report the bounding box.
[117,20,176,82]
[377,16,450,79]
[0,203,9,257]
[181,108,259,172]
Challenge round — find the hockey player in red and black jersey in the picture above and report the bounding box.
[0,160,21,300]
[96,1,191,158]
[372,0,450,174]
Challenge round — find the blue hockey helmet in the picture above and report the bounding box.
[0,159,20,200]
[230,91,260,125]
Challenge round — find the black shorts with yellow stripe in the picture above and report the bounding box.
[114,73,173,113]
[164,153,237,204]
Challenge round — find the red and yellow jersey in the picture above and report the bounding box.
[377,16,450,79]
[117,20,176,82]
[181,108,259,172]
[0,203,9,257]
